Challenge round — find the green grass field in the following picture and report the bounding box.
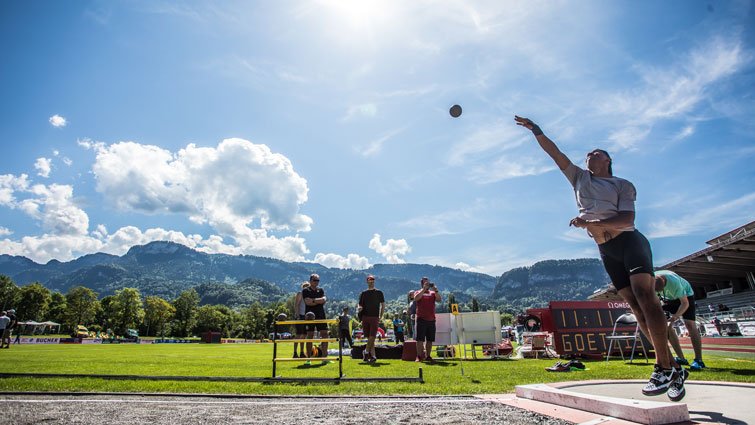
[0,343,752,395]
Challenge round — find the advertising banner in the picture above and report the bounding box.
[737,321,755,336]
[20,337,60,344]
[703,323,721,336]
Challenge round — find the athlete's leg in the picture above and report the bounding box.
[630,272,672,369]
[684,319,703,361]
[667,324,685,360]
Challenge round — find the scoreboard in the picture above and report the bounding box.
[528,300,652,358]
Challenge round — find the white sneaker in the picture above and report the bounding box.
[668,367,687,402]
[642,365,677,396]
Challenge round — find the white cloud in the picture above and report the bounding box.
[0,234,104,264]
[606,126,652,151]
[599,37,747,150]
[467,154,555,184]
[0,227,12,236]
[89,138,312,260]
[445,121,556,183]
[25,184,89,236]
[396,199,499,238]
[368,233,410,264]
[0,174,87,237]
[313,252,371,269]
[647,192,755,238]
[35,157,52,178]
[101,226,205,256]
[0,219,303,264]
[454,262,479,273]
[49,114,67,127]
[1,141,313,263]
[375,86,438,99]
[277,70,309,83]
[671,124,696,142]
[77,138,105,151]
[92,224,108,240]
[343,103,378,121]
[357,127,403,157]
[52,146,71,165]
[0,174,30,206]
[447,121,525,167]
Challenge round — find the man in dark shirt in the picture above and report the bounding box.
[338,307,354,349]
[303,273,329,359]
[358,275,385,362]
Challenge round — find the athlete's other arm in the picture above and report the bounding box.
[570,211,635,230]
[670,296,689,324]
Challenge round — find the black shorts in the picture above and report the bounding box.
[295,315,307,334]
[306,315,328,332]
[598,230,654,291]
[662,296,696,321]
[415,318,436,342]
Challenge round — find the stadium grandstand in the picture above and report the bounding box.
[591,221,755,336]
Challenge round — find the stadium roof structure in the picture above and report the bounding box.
[590,221,755,300]
[659,220,755,290]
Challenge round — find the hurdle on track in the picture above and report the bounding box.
[269,319,423,383]
[271,319,342,379]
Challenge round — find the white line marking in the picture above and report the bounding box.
[1,398,488,406]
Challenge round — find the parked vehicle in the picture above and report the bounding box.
[74,325,89,339]
[122,328,140,342]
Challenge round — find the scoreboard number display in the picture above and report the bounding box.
[543,301,652,357]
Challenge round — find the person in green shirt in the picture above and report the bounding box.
[655,270,705,371]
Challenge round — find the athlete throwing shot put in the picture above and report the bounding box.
[515,115,685,401]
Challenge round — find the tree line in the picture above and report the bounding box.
[0,275,291,339]
[0,275,516,339]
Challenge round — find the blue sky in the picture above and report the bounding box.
[1,1,754,276]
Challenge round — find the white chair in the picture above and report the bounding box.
[519,332,556,359]
[605,313,648,363]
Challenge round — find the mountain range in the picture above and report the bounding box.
[0,241,610,311]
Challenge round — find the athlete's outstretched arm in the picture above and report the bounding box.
[515,115,572,171]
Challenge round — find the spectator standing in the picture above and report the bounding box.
[303,312,316,365]
[712,316,722,335]
[400,309,410,339]
[357,275,385,362]
[293,282,309,358]
[0,312,10,348]
[655,270,706,371]
[4,309,16,348]
[413,277,441,362]
[303,274,329,362]
[393,315,405,344]
[408,291,417,339]
[338,307,354,348]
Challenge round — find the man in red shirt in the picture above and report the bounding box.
[413,277,441,362]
